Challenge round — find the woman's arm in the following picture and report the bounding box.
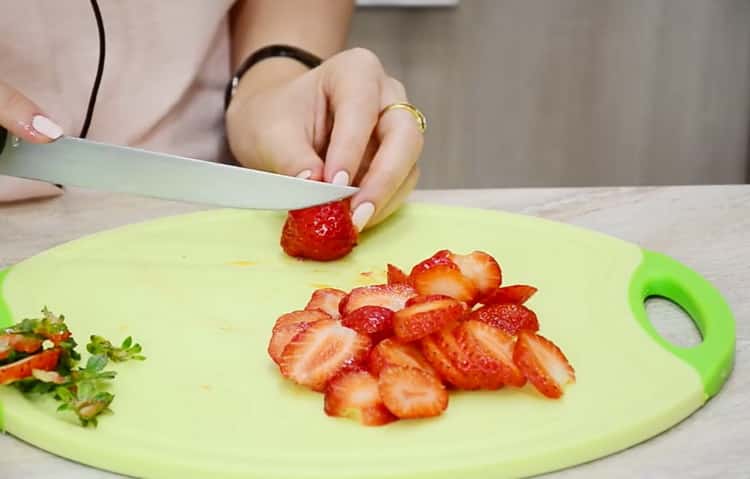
[228,0,354,93]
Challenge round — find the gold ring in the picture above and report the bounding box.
[381,102,427,134]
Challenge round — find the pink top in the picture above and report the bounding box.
[1,0,236,201]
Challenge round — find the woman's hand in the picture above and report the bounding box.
[225,47,423,232]
[0,79,63,143]
[0,79,64,202]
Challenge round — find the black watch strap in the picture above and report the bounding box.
[224,44,323,109]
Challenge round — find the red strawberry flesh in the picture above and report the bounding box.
[469,303,539,335]
[369,338,437,377]
[305,288,347,319]
[378,365,448,419]
[280,319,372,391]
[341,306,394,343]
[513,331,575,399]
[339,284,417,316]
[393,299,466,342]
[0,348,61,385]
[481,285,538,305]
[280,199,358,261]
[324,370,396,426]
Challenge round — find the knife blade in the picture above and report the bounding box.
[0,128,357,210]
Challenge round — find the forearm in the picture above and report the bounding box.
[228,0,354,95]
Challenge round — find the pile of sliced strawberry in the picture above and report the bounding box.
[268,249,575,426]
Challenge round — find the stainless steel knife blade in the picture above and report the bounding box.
[0,132,357,210]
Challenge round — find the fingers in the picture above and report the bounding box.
[0,80,63,143]
[322,48,383,187]
[263,125,326,181]
[349,77,424,231]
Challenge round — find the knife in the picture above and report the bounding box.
[0,127,357,210]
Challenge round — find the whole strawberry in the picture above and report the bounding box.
[280,199,358,261]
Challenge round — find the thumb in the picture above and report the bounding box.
[0,80,63,143]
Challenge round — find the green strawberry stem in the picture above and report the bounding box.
[2,308,145,427]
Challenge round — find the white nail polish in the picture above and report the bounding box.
[332,170,350,186]
[296,169,312,179]
[31,115,63,140]
[352,202,375,232]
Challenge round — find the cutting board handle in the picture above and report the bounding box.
[629,250,735,398]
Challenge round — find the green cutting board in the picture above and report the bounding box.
[0,203,735,479]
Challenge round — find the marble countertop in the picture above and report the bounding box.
[1,185,748,478]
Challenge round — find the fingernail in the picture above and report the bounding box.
[296,169,312,179]
[332,170,350,186]
[352,202,375,232]
[31,115,63,140]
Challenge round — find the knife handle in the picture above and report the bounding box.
[0,127,7,156]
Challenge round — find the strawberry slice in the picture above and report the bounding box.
[405,294,455,308]
[469,303,539,335]
[387,264,410,285]
[446,251,502,297]
[324,370,397,426]
[341,306,394,344]
[0,348,61,385]
[5,334,44,354]
[339,284,417,316]
[456,320,526,388]
[513,331,575,399]
[481,285,538,305]
[280,319,372,391]
[428,327,486,390]
[378,365,448,419]
[305,288,347,319]
[421,333,481,390]
[409,250,454,277]
[410,265,478,304]
[268,310,330,365]
[393,298,466,342]
[368,338,436,377]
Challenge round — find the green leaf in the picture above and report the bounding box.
[122,336,132,349]
[86,354,108,372]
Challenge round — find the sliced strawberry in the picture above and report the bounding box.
[421,333,481,390]
[0,348,61,385]
[341,306,394,344]
[410,265,478,304]
[469,303,539,335]
[273,309,331,330]
[387,264,410,285]
[324,370,397,426]
[305,288,347,319]
[408,250,454,277]
[446,251,502,297]
[456,320,526,388]
[428,327,486,390]
[378,365,448,419]
[405,294,455,308]
[269,310,330,365]
[393,298,466,342]
[368,338,436,377]
[339,284,417,316]
[280,319,372,391]
[270,310,332,365]
[513,331,575,399]
[481,285,538,305]
[0,333,44,356]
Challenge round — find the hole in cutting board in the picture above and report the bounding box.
[644,296,703,348]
